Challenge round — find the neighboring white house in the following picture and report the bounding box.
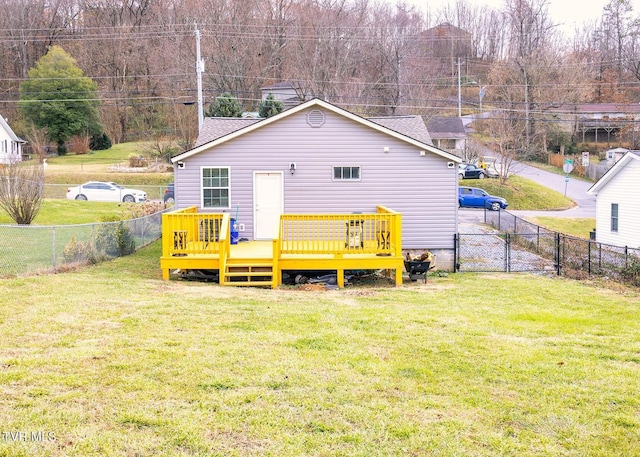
[0,115,25,165]
[587,151,640,248]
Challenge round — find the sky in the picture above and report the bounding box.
[403,0,640,35]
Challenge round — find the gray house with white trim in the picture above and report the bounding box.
[171,98,461,255]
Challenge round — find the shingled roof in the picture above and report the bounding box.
[196,117,261,147]
[368,115,433,146]
[426,116,467,140]
[197,114,434,147]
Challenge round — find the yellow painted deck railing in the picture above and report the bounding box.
[161,207,229,256]
[277,206,401,257]
[162,206,403,287]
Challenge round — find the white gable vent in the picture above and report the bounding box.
[307,110,325,127]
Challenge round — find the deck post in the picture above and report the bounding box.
[272,238,280,289]
[337,268,345,287]
[395,267,403,286]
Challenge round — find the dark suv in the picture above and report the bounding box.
[163,183,174,204]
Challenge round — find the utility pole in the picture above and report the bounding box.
[457,57,463,118]
[195,23,204,133]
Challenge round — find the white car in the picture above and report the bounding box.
[67,181,147,203]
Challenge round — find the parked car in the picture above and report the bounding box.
[66,181,147,203]
[458,186,508,211]
[459,164,498,179]
[164,183,175,204]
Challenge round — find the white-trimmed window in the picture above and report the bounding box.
[202,167,230,208]
[611,203,619,232]
[333,166,360,181]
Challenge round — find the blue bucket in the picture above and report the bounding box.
[230,218,239,245]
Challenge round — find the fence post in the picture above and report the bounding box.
[52,227,57,271]
[555,233,561,276]
[625,246,629,269]
[506,233,510,272]
[454,233,459,272]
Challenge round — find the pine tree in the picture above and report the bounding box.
[206,92,243,117]
[259,93,285,118]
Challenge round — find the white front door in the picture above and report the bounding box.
[254,172,284,239]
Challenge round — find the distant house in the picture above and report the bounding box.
[587,151,640,248]
[604,147,628,163]
[259,81,310,110]
[0,115,25,165]
[546,103,640,146]
[171,98,461,257]
[426,116,467,154]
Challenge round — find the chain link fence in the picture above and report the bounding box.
[0,210,164,278]
[456,210,640,287]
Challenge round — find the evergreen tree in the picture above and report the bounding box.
[206,92,243,117]
[259,93,285,118]
[19,46,102,155]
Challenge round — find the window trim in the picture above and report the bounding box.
[611,203,619,233]
[201,166,231,209]
[332,165,361,181]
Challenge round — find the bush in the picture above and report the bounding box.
[128,154,148,168]
[90,132,112,151]
[95,216,136,257]
[63,235,96,263]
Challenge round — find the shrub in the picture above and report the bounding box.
[63,235,96,263]
[95,216,136,257]
[128,154,148,168]
[90,132,112,151]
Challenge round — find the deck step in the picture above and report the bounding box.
[224,281,273,287]
[223,261,274,287]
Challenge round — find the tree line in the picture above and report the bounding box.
[1,0,640,157]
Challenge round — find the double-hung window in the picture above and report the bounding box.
[333,166,360,181]
[611,203,619,232]
[202,167,230,208]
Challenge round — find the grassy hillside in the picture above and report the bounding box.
[0,242,638,456]
[43,142,173,186]
[460,175,574,211]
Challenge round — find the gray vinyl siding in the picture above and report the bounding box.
[175,107,458,249]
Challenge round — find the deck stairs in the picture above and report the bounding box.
[222,257,274,287]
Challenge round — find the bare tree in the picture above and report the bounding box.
[484,109,527,183]
[0,160,45,225]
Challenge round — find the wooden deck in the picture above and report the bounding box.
[160,207,404,288]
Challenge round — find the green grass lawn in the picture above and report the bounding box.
[529,216,596,239]
[43,142,173,186]
[1,242,639,456]
[0,200,130,225]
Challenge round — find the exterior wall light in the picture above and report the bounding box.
[289,162,296,174]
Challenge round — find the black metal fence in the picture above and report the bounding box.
[456,210,640,287]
